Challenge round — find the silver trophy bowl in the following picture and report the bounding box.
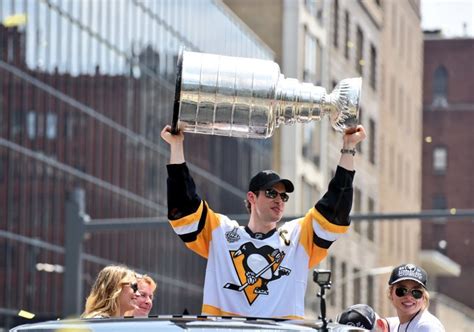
[172,51,361,138]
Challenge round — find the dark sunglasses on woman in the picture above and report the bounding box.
[264,188,289,202]
[395,287,423,299]
[130,282,139,293]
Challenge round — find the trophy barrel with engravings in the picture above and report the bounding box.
[172,50,361,138]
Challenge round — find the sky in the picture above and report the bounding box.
[421,0,474,37]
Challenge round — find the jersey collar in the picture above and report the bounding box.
[244,226,276,240]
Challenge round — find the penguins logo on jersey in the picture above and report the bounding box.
[223,242,291,305]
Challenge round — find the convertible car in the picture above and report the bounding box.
[11,315,367,331]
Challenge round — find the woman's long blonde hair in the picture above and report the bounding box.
[81,265,136,318]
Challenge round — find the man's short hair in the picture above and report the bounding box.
[138,274,157,293]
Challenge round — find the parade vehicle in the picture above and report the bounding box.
[10,315,367,331]
[11,270,368,331]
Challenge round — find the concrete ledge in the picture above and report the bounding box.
[420,250,461,277]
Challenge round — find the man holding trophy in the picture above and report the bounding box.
[160,51,366,318]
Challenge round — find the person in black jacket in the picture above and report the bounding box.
[160,124,366,318]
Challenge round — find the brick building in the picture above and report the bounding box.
[422,36,474,309]
[0,1,274,329]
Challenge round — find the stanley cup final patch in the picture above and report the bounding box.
[225,227,240,243]
[223,242,291,305]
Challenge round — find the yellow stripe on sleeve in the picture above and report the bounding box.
[202,304,304,320]
[299,213,328,268]
[169,201,204,228]
[311,208,349,234]
[202,304,238,316]
[184,203,221,259]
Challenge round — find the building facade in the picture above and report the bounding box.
[421,36,474,322]
[325,0,383,319]
[377,0,424,317]
[0,0,274,329]
[223,0,385,319]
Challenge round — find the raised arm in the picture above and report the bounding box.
[316,125,366,225]
[299,125,366,268]
[338,125,367,171]
[161,125,185,164]
[160,125,221,259]
[160,125,199,220]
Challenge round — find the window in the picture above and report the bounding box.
[0,156,5,183]
[302,123,320,167]
[333,0,339,48]
[389,144,395,183]
[305,0,317,16]
[398,152,403,190]
[146,164,158,195]
[353,268,361,304]
[370,44,377,90]
[433,147,447,173]
[433,66,448,107]
[356,26,364,75]
[303,27,317,83]
[356,107,363,153]
[391,3,397,43]
[329,256,336,306]
[369,118,376,164]
[305,0,323,22]
[367,275,374,307]
[12,111,23,137]
[27,111,37,139]
[65,113,76,139]
[316,39,323,84]
[432,194,447,210]
[353,188,361,233]
[367,197,375,241]
[398,86,403,123]
[341,262,347,309]
[46,112,58,139]
[399,16,404,57]
[390,76,396,117]
[344,11,350,59]
[302,178,319,212]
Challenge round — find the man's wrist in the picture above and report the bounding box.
[340,148,356,156]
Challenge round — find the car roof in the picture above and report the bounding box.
[11,315,368,331]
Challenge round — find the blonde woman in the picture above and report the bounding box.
[125,274,157,317]
[382,264,445,332]
[81,265,139,318]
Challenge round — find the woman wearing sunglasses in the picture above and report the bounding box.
[81,265,140,318]
[382,264,445,331]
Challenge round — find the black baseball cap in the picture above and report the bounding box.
[388,264,427,288]
[337,304,376,330]
[248,170,294,193]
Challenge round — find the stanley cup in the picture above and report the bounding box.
[172,50,361,138]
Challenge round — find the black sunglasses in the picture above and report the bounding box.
[263,188,289,202]
[395,287,423,300]
[130,282,138,293]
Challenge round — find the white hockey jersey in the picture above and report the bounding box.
[167,163,354,319]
